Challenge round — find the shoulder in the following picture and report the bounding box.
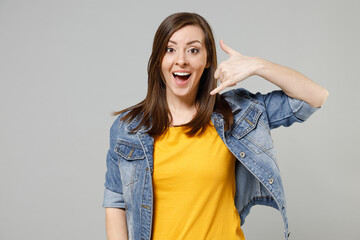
[221,88,320,129]
[221,88,266,112]
[221,88,264,103]
[109,111,135,138]
[109,110,145,144]
[110,112,127,134]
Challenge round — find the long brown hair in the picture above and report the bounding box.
[114,12,233,137]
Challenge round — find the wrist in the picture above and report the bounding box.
[252,57,266,76]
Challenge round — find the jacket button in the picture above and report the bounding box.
[240,152,246,158]
[269,178,274,184]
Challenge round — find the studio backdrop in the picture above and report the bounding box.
[0,0,359,239]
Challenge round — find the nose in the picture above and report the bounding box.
[175,51,188,67]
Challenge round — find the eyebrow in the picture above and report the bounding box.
[168,40,202,45]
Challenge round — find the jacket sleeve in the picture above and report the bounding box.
[102,116,126,209]
[252,90,320,129]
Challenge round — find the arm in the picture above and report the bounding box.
[210,40,329,107]
[254,58,328,107]
[105,208,128,240]
[103,116,128,239]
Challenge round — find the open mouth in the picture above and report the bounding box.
[172,72,191,85]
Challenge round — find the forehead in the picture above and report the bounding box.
[169,25,205,43]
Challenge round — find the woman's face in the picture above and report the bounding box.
[161,25,208,104]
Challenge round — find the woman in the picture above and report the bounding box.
[103,12,328,240]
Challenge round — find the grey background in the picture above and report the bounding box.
[0,0,359,239]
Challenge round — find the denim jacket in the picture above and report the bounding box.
[102,88,319,240]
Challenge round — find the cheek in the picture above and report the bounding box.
[160,64,166,76]
[161,57,173,73]
[195,54,208,70]
[161,55,167,67]
[193,60,207,73]
[160,62,168,77]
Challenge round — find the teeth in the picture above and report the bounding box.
[173,72,191,76]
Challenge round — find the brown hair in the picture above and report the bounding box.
[114,12,233,137]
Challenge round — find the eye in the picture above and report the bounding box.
[189,48,199,54]
[166,47,174,53]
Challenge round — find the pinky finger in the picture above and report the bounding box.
[210,83,227,95]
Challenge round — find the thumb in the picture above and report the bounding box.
[220,40,236,56]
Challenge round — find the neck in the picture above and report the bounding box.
[166,94,198,126]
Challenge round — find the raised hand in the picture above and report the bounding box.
[210,40,260,95]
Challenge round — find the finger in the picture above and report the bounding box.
[220,71,226,83]
[210,81,231,95]
[220,40,236,56]
[214,66,220,79]
[210,85,222,95]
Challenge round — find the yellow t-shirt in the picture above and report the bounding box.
[152,123,245,240]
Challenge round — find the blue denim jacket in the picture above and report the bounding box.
[102,88,319,240]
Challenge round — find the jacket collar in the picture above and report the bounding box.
[126,114,147,133]
[124,101,243,134]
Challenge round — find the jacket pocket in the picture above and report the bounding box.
[231,106,274,155]
[114,140,145,186]
[231,105,262,139]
